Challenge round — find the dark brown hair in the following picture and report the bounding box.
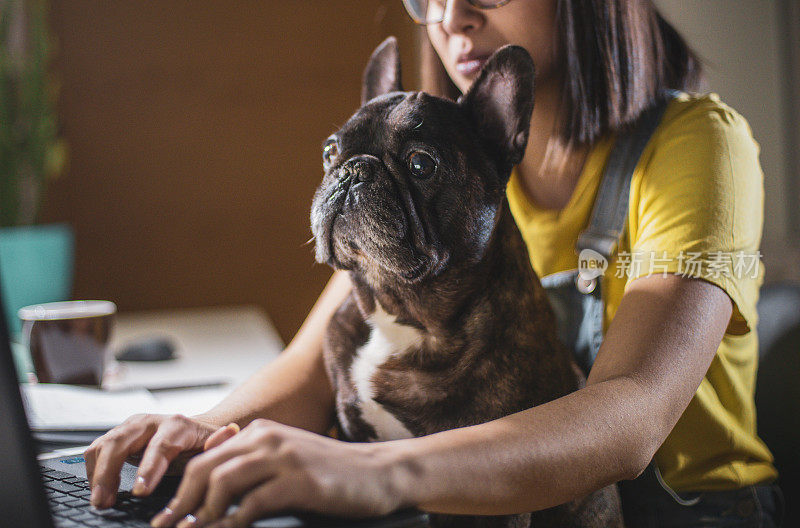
[419,0,702,146]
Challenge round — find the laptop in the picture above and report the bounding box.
[0,283,428,527]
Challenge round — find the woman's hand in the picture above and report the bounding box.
[84,413,230,509]
[149,419,409,528]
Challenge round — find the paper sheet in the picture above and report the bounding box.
[20,384,231,431]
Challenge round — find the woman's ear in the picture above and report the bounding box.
[458,45,536,168]
[361,36,404,105]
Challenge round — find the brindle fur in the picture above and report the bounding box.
[311,37,623,528]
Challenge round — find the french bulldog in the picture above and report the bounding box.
[310,37,623,528]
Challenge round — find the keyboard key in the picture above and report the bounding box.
[70,511,103,522]
[90,507,130,520]
[44,480,82,494]
[70,488,92,498]
[50,503,71,513]
[46,469,76,480]
[54,519,81,527]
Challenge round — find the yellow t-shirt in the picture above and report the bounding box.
[506,92,778,491]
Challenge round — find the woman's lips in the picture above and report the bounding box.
[456,54,490,76]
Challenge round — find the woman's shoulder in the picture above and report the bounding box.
[656,91,756,145]
[629,89,764,273]
[639,91,762,182]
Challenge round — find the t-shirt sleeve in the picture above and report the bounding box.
[624,95,765,335]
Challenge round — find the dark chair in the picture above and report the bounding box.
[755,282,800,524]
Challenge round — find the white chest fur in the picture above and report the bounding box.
[349,303,421,441]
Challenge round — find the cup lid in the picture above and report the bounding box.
[18,300,117,321]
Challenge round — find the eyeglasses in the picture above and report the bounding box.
[401,0,513,25]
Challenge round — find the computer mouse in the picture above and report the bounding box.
[115,336,177,362]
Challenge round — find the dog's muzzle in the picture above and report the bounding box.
[340,154,380,187]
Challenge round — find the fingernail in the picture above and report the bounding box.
[150,507,175,528]
[90,485,106,507]
[176,514,198,528]
[204,422,241,451]
[132,475,148,496]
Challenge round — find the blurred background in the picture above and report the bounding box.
[2,0,798,343]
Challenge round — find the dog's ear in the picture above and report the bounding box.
[459,45,535,170]
[362,36,403,105]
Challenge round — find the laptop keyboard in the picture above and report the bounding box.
[40,465,172,527]
[39,465,430,528]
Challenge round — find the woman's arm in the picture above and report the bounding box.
[155,273,736,528]
[388,273,732,514]
[197,269,351,434]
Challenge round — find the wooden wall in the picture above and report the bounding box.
[42,1,419,343]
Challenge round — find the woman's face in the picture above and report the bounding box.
[426,0,560,94]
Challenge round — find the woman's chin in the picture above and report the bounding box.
[448,71,474,94]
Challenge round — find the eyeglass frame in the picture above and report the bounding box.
[401,0,514,25]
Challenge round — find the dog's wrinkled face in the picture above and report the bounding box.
[311,37,535,288]
[311,92,493,284]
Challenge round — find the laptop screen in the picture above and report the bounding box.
[0,277,53,527]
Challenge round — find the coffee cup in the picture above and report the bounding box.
[18,300,116,385]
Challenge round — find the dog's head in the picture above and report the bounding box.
[310,37,535,288]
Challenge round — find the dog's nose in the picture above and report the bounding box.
[341,155,378,184]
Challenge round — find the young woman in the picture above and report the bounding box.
[84,1,783,526]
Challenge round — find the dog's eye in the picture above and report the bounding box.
[407,151,436,178]
[323,139,339,169]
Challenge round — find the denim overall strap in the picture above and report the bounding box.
[576,91,675,262]
[539,94,673,376]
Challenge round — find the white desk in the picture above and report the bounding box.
[101,305,285,416]
[104,305,283,390]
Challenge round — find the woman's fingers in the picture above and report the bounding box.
[203,423,240,451]
[131,415,209,496]
[85,414,146,485]
[150,436,255,528]
[85,416,155,508]
[84,413,219,509]
[208,477,297,528]
[191,451,276,525]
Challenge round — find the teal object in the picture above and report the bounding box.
[0,223,74,339]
